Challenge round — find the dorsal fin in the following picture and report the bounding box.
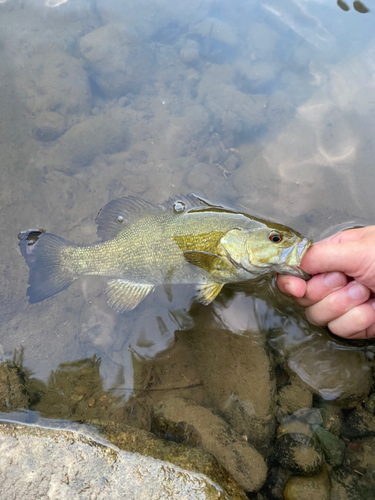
[95,196,162,241]
[162,194,221,213]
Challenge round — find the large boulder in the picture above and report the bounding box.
[0,421,247,500]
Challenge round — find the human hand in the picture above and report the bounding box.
[277,226,375,339]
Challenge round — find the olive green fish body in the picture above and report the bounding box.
[18,195,312,312]
[65,211,261,284]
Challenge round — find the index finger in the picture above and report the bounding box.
[317,227,368,245]
[300,241,365,277]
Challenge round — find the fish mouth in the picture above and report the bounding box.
[279,237,313,281]
[297,237,312,261]
[287,266,312,281]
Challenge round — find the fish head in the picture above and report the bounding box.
[219,224,312,280]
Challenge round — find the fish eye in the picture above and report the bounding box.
[268,232,282,243]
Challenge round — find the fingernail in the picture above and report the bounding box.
[371,301,375,310]
[324,272,345,289]
[348,283,367,300]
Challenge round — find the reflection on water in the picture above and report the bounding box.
[0,0,374,496]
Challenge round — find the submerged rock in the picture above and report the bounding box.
[192,18,238,46]
[275,410,325,475]
[330,464,374,500]
[17,52,91,117]
[204,84,267,142]
[180,40,200,64]
[0,421,244,500]
[278,375,313,414]
[287,340,372,409]
[274,432,324,475]
[184,328,276,451]
[152,396,267,492]
[80,23,152,98]
[283,466,331,500]
[341,408,375,439]
[312,425,345,466]
[319,404,343,436]
[0,362,28,412]
[34,112,67,142]
[51,110,131,171]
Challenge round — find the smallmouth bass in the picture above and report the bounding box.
[18,194,312,312]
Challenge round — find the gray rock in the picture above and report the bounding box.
[192,18,238,46]
[0,421,241,500]
[312,425,346,466]
[80,24,151,98]
[204,84,267,141]
[152,396,267,492]
[17,52,91,117]
[51,110,131,171]
[34,112,66,142]
[96,0,211,39]
[320,404,343,436]
[180,40,200,64]
[287,340,372,409]
[235,61,276,92]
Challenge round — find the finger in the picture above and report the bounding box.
[300,241,366,276]
[327,300,375,339]
[277,275,307,298]
[316,227,369,245]
[295,272,347,307]
[364,321,375,339]
[304,281,370,326]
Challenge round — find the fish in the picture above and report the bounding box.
[18,194,312,312]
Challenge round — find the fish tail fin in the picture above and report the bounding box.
[18,230,76,304]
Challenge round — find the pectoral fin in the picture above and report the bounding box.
[183,250,221,272]
[196,282,224,305]
[105,279,154,312]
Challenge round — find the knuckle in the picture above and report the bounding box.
[351,307,372,330]
[305,307,325,326]
[326,291,346,312]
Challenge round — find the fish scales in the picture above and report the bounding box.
[18,195,312,312]
[63,212,258,282]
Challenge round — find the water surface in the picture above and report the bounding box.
[0,0,374,496]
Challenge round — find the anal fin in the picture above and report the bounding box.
[105,279,154,312]
[196,282,224,305]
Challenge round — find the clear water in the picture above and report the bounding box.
[0,0,374,493]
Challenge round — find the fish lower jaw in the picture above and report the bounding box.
[279,264,311,281]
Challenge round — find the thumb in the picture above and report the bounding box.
[301,241,364,277]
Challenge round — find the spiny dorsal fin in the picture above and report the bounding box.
[105,279,154,312]
[96,197,162,241]
[196,282,224,305]
[183,250,221,272]
[162,194,210,213]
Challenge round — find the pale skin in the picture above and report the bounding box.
[277,226,375,339]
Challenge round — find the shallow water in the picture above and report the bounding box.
[0,0,375,497]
